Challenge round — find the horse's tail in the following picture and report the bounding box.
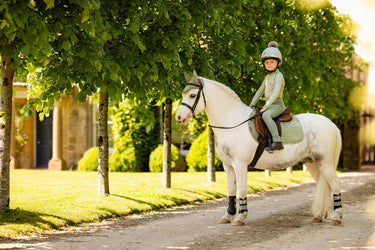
[312,124,342,219]
[333,126,342,170]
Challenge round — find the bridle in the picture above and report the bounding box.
[180,78,259,130]
[180,78,206,119]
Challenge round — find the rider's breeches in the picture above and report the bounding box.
[262,99,285,142]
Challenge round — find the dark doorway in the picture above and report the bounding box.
[362,112,375,165]
[36,111,53,168]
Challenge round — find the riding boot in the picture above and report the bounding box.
[265,141,283,153]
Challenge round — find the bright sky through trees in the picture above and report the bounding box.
[331,0,375,93]
[330,0,375,143]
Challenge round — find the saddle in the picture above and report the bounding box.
[248,107,293,169]
[254,107,292,139]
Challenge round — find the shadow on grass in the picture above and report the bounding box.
[173,188,225,200]
[111,193,189,211]
[111,194,157,207]
[111,188,225,213]
[0,208,75,229]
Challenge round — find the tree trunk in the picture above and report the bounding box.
[0,55,14,210]
[207,127,216,182]
[162,98,172,188]
[98,90,109,195]
[158,104,164,144]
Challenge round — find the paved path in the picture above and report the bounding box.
[2,169,375,249]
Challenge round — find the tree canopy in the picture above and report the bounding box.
[20,0,357,123]
[182,0,358,122]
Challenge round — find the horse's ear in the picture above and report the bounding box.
[193,70,199,84]
[184,72,192,83]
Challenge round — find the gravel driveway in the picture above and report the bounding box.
[2,168,375,250]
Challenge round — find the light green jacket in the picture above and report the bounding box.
[250,70,285,109]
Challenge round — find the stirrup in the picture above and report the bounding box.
[265,141,283,153]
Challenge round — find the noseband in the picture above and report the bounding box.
[181,78,206,118]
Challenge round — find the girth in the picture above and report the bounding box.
[248,107,292,169]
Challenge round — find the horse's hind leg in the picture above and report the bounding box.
[220,163,237,224]
[320,165,343,225]
[232,164,248,226]
[304,161,324,222]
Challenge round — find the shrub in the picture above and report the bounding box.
[109,136,138,172]
[110,100,160,172]
[186,129,222,172]
[77,147,98,171]
[149,144,180,172]
[77,144,138,172]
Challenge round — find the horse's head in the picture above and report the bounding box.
[176,70,206,125]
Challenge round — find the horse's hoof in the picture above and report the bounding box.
[232,220,245,226]
[219,218,231,224]
[220,212,234,224]
[312,217,322,223]
[330,220,341,226]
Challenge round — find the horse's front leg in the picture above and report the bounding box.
[220,163,237,224]
[233,164,248,226]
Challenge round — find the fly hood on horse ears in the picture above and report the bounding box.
[183,71,202,93]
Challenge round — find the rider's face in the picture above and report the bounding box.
[264,59,279,71]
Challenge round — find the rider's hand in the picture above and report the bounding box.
[260,108,267,113]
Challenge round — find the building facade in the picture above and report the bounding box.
[10,83,96,170]
[344,58,375,168]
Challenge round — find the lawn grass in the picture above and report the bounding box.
[0,169,312,238]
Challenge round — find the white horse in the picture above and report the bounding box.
[176,71,343,226]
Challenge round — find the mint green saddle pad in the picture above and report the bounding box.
[248,116,304,144]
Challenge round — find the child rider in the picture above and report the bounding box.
[250,41,285,152]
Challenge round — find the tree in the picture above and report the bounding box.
[0,56,13,210]
[162,98,172,188]
[207,127,216,182]
[0,0,100,210]
[0,0,106,208]
[27,1,196,191]
[25,1,111,195]
[97,91,109,195]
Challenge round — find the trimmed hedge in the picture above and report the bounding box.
[149,144,180,172]
[77,147,98,171]
[186,128,222,172]
[109,142,138,172]
[78,144,138,172]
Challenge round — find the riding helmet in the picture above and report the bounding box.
[261,41,282,65]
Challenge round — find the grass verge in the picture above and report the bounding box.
[0,169,312,238]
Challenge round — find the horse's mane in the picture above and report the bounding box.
[203,77,243,104]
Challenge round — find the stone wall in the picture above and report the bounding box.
[61,88,93,170]
[13,98,35,169]
[11,84,94,170]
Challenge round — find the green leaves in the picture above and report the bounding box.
[1,0,357,125]
[61,41,71,51]
[43,0,55,9]
[81,9,90,23]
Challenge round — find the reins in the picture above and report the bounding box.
[209,109,262,130]
[209,116,253,130]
